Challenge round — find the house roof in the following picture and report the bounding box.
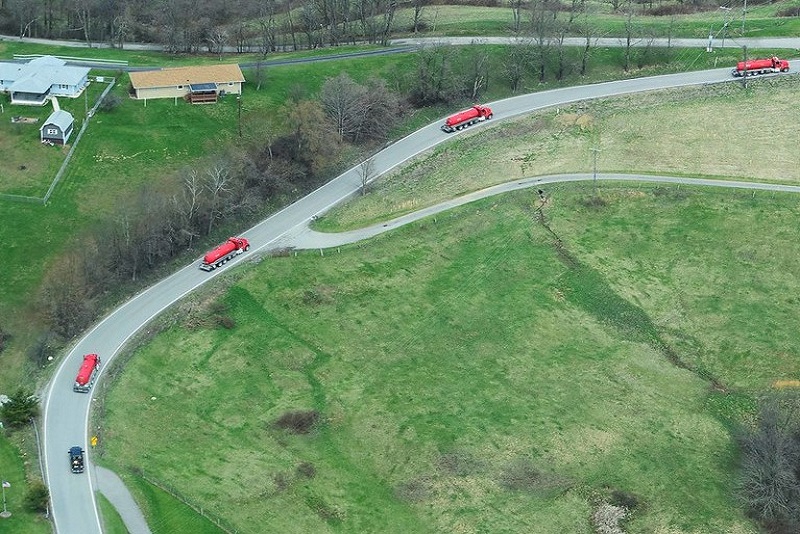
[40,109,74,131]
[0,56,89,94]
[129,64,245,90]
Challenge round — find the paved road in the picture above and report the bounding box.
[41,56,800,533]
[5,32,800,51]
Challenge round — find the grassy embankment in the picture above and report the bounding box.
[99,79,800,532]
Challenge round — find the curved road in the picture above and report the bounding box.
[43,62,800,533]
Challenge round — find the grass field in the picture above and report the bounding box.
[98,177,800,532]
[0,435,50,534]
[95,73,800,532]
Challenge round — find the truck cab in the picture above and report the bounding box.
[69,446,85,473]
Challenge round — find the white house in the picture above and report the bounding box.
[0,56,90,106]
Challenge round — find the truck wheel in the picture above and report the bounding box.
[487,114,493,120]
[244,245,250,251]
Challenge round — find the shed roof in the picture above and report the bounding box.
[41,109,75,131]
[129,64,245,90]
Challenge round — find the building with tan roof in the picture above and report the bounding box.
[128,64,245,103]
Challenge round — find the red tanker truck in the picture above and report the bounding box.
[200,236,250,271]
[732,56,790,77]
[73,353,100,393]
[441,104,493,133]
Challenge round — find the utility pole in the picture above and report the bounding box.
[742,0,747,34]
[237,95,242,138]
[742,45,748,89]
[590,146,600,198]
[720,6,731,48]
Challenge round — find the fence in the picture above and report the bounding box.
[138,470,239,533]
[0,77,116,205]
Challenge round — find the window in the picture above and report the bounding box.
[47,128,58,136]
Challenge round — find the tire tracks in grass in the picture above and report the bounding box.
[532,203,727,392]
[228,285,331,411]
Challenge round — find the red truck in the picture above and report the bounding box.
[200,236,250,271]
[732,56,790,77]
[73,354,100,393]
[441,104,493,133]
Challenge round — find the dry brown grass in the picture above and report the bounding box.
[323,78,800,231]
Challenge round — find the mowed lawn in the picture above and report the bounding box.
[99,179,800,532]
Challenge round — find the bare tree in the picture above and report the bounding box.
[466,46,490,100]
[357,0,382,44]
[358,158,375,195]
[623,0,635,72]
[357,77,399,142]
[39,250,96,337]
[528,0,553,82]
[283,99,339,174]
[510,0,524,34]
[409,44,462,106]
[503,40,533,93]
[205,162,233,235]
[258,0,280,53]
[179,168,204,246]
[380,0,397,46]
[207,26,228,59]
[411,0,429,34]
[321,73,367,141]
[736,394,800,532]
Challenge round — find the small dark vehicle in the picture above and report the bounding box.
[69,446,85,474]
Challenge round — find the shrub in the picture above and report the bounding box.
[97,93,123,112]
[24,480,49,513]
[736,394,800,533]
[273,410,321,434]
[296,461,316,479]
[0,388,40,429]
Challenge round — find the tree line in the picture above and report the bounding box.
[0,0,762,57]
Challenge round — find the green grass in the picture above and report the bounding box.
[119,474,224,534]
[96,492,128,534]
[0,435,50,534]
[97,179,800,532]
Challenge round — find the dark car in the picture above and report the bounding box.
[69,446,84,474]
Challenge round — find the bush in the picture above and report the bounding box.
[736,394,800,533]
[24,480,49,513]
[0,388,40,429]
[273,410,321,434]
[97,93,123,112]
[0,324,9,354]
